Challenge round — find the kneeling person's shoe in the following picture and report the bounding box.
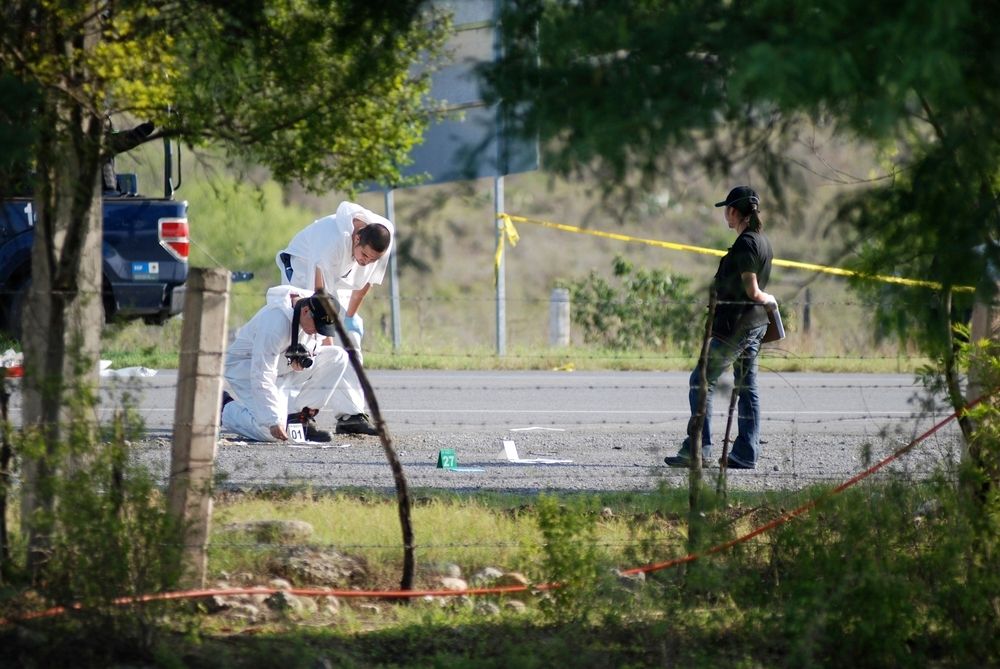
[336,413,378,436]
[304,422,332,442]
[288,407,332,443]
[220,391,234,421]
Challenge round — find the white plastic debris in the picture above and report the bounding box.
[100,365,157,377]
[1,348,23,368]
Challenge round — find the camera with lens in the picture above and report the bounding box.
[285,292,339,370]
[284,342,314,369]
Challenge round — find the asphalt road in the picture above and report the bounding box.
[13,369,965,494]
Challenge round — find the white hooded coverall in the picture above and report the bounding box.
[221,285,348,441]
[274,201,394,419]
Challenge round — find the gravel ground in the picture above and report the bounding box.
[61,368,956,495]
[133,420,965,495]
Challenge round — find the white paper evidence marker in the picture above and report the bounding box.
[501,440,573,464]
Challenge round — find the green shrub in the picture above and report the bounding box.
[5,385,186,664]
[742,475,999,668]
[565,255,699,353]
[531,496,612,622]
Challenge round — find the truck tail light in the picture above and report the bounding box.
[159,218,190,261]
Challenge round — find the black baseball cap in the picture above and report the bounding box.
[714,186,760,208]
[303,295,338,337]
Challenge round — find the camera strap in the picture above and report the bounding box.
[284,299,311,363]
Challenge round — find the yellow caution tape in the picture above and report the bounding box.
[500,213,973,292]
[494,214,521,283]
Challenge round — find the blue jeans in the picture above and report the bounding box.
[680,323,767,466]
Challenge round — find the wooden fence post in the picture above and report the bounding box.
[167,268,230,588]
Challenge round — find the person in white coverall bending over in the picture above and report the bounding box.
[276,200,393,436]
[221,285,349,442]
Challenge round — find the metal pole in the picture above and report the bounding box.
[493,0,507,356]
[495,175,506,356]
[385,189,402,351]
[803,287,811,334]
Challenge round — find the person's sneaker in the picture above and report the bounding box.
[663,453,710,468]
[722,457,755,470]
[287,407,332,442]
[336,413,378,436]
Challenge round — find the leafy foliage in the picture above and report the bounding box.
[4,394,185,662]
[1,1,448,193]
[565,255,699,353]
[166,0,449,192]
[745,476,1000,668]
[482,0,1000,355]
[532,496,608,622]
[0,74,40,198]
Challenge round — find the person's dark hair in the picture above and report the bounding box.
[357,223,391,253]
[731,197,763,232]
[715,185,763,232]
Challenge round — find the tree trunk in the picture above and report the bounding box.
[313,292,416,590]
[20,92,104,578]
[687,289,717,555]
[941,289,975,443]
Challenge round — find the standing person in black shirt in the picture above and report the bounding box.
[665,186,775,470]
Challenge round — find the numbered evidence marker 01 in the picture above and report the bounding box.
[287,421,306,443]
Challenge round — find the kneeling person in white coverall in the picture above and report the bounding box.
[276,201,393,436]
[221,285,349,442]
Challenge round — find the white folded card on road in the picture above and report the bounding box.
[501,440,573,464]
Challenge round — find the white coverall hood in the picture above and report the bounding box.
[264,284,313,318]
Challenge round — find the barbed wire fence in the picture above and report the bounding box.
[1,210,992,623]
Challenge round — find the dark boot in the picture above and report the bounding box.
[221,391,234,421]
[335,413,378,436]
[287,407,332,442]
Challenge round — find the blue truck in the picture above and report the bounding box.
[0,139,189,338]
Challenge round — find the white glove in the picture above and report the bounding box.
[759,292,778,307]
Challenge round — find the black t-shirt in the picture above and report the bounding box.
[711,229,773,339]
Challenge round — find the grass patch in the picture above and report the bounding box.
[98,320,931,373]
[3,477,998,668]
[208,487,702,590]
[101,318,183,369]
[365,347,931,373]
